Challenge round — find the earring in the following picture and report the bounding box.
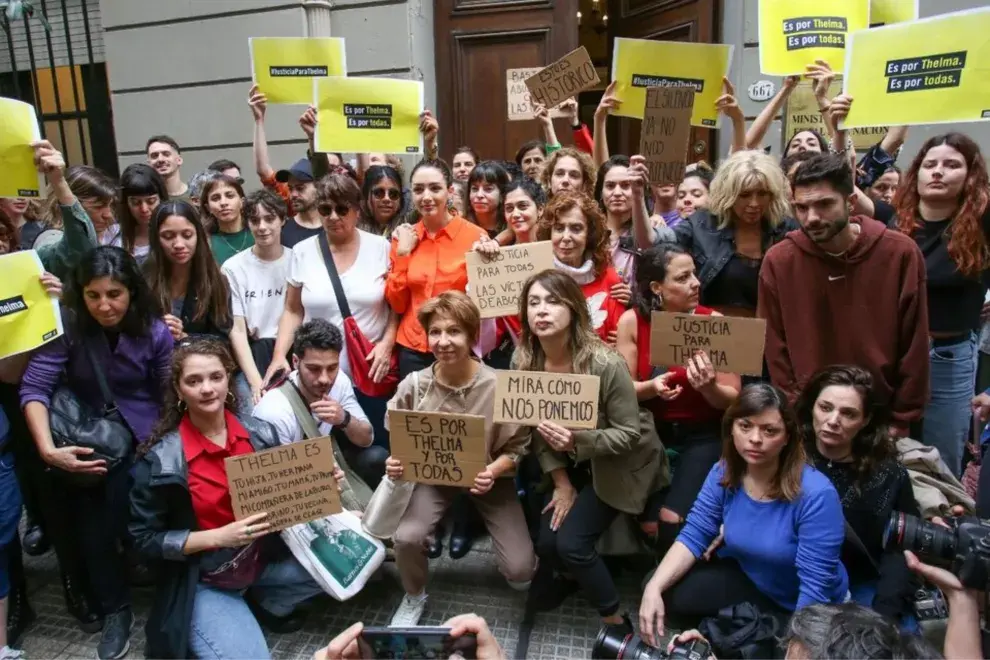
[176,399,187,412]
[226,390,235,405]
[652,294,663,310]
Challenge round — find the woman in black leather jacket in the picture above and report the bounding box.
[673,150,796,318]
[129,339,333,659]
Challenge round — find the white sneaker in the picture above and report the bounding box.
[0,646,24,660]
[390,592,427,626]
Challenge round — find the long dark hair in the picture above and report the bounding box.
[118,163,168,254]
[720,383,806,502]
[199,175,246,234]
[66,246,158,337]
[464,161,510,233]
[594,154,631,216]
[141,338,240,456]
[145,200,231,326]
[359,165,406,235]
[894,132,990,278]
[634,244,690,319]
[796,365,895,489]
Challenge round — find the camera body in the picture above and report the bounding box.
[884,512,990,590]
[593,623,712,660]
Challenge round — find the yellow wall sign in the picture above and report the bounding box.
[841,7,990,129]
[870,0,918,26]
[0,251,63,361]
[0,97,41,199]
[250,37,347,105]
[758,0,870,75]
[610,38,733,127]
[314,77,424,155]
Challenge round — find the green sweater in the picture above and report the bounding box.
[35,201,98,280]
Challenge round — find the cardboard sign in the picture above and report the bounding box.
[640,87,695,186]
[758,0,870,75]
[226,437,341,532]
[466,241,555,319]
[649,312,767,377]
[841,7,990,129]
[250,37,346,105]
[493,371,600,430]
[784,79,886,151]
[0,97,42,199]
[314,77,425,155]
[507,68,568,121]
[388,410,488,487]
[525,46,601,111]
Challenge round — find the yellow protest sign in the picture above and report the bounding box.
[841,7,990,129]
[250,37,347,105]
[315,77,424,155]
[610,38,733,127]
[0,97,41,199]
[870,0,918,26]
[758,0,870,75]
[784,79,887,151]
[0,251,63,360]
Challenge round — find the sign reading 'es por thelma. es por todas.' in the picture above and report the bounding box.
[493,371,600,430]
[388,410,488,487]
[466,242,555,319]
[226,436,341,533]
[649,312,767,377]
[758,0,869,75]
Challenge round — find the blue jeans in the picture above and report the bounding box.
[189,556,323,659]
[0,452,21,599]
[849,581,920,633]
[924,334,978,476]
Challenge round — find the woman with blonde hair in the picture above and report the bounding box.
[518,270,666,625]
[673,150,795,317]
[541,147,597,200]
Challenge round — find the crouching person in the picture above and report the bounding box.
[387,292,536,626]
[129,339,326,659]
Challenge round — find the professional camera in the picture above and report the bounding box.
[593,623,712,660]
[883,511,990,590]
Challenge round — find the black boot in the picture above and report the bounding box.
[448,494,479,560]
[21,515,48,557]
[6,581,36,647]
[61,572,102,633]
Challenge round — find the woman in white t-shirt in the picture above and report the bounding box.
[265,170,397,446]
[222,190,292,404]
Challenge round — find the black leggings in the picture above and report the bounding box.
[659,557,787,629]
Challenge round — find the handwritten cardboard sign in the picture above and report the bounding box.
[226,436,341,532]
[640,87,695,186]
[466,241,555,318]
[493,371,600,430]
[525,46,601,110]
[388,410,488,486]
[649,312,767,376]
[507,68,569,121]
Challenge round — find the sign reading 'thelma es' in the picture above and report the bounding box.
[388,410,488,487]
[493,371,600,430]
[649,312,767,377]
[466,241,555,318]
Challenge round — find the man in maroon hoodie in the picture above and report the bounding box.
[758,154,929,437]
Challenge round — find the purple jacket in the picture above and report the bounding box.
[20,318,173,443]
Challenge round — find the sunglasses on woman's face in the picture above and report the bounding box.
[318,202,351,218]
[372,188,401,201]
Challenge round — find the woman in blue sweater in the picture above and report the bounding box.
[639,383,848,646]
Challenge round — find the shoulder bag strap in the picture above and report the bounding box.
[318,231,353,320]
[412,371,420,411]
[82,333,138,437]
[279,380,322,440]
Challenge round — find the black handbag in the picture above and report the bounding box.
[47,337,135,486]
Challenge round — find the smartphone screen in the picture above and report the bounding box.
[358,626,477,659]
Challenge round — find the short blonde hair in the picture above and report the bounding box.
[708,150,791,230]
[540,148,597,199]
[417,291,481,346]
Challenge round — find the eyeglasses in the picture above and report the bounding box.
[318,202,351,218]
[372,188,401,201]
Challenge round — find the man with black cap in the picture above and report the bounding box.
[276,157,323,248]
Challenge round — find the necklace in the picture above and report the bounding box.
[216,229,251,255]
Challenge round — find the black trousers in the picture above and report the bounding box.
[336,433,389,490]
[354,390,390,451]
[39,463,132,615]
[398,346,435,380]
[537,485,621,617]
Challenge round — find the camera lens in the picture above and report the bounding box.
[592,625,666,660]
[884,512,957,562]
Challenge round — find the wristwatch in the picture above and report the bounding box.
[339,410,352,429]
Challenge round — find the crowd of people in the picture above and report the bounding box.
[0,56,989,660]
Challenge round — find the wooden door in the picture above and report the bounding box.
[609,0,718,163]
[434,0,579,163]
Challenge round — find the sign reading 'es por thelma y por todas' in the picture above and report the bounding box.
[649,312,767,377]
[524,46,601,111]
[466,242,555,319]
[226,436,341,532]
[493,371,600,430]
[388,410,488,487]
[640,87,695,187]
